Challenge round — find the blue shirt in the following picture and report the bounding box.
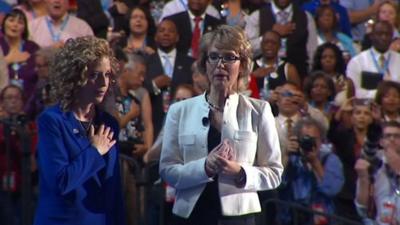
[277,145,345,225]
[339,0,372,41]
[302,0,353,38]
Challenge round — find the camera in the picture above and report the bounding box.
[299,135,316,153]
[362,123,383,176]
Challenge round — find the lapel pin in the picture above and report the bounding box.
[73,128,79,134]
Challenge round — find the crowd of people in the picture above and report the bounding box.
[0,0,400,225]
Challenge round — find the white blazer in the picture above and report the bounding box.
[159,93,283,218]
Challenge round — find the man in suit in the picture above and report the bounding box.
[246,0,318,78]
[347,21,400,99]
[144,19,195,137]
[164,0,223,58]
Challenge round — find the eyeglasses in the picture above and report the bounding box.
[383,133,400,139]
[280,91,295,97]
[207,52,240,64]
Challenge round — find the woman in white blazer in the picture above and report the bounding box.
[159,25,283,225]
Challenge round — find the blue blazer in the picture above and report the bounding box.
[33,105,125,225]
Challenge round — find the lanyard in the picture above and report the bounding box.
[370,49,391,75]
[11,40,25,77]
[45,14,70,42]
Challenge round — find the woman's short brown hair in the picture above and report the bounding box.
[49,36,117,111]
[197,25,253,79]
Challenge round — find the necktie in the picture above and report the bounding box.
[163,55,173,77]
[286,118,293,138]
[277,10,289,25]
[191,16,202,59]
[379,54,385,70]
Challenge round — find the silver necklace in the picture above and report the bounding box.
[206,94,223,112]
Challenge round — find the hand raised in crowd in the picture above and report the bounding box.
[268,88,280,104]
[89,124,116,155]
[354,158,370,179]
[114,1,129,15]
[153,75,172,89]
[252,66,275,79]
[272,23,296,37]
[289,89,308,112]
[370,102,382,122]
[385,147,400,174]
[287,136,300,154]
[132,144,147,157]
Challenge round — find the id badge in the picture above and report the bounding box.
[2,172,16,192]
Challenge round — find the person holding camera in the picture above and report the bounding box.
[275,81,329,166]
[277,116,344,225]
[355,121,400,225]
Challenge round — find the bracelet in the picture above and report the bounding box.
[152,80,161,95]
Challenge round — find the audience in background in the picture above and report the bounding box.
[278,116,344,225]
[24,47,57,120]
[1,1,400,225]
[312,43,355,106]
[339,0,383,42]
[0,84,37,225]
[29,0,93,48]
[250,30,301,101]
[302,0,352,37]
[144,19,194,137]
[15,0,47,22]
[164,0,222,58]
[114,6,156,56]
[347,21,400,98]
[303,71,336,120]
[375,80,400,122]
[1,9,40,99]
[159,0,220,22]
[314,5,357,59]
[246,0,318,78]
[354,121,400,225]
[328,98,379,222]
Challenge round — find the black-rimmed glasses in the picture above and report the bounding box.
[207,52,240,64]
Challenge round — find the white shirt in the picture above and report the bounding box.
[29,14,94,48]
[158,48,177,78]
[159,0,221,22]
[245,2,317,61]
[347,48,400,99]
[188,10,206,33]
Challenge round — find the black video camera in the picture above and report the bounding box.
[362,123,383,177]
[299,135,316,153]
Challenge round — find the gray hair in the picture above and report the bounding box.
[124,53,146,71]
[293,116,327,141]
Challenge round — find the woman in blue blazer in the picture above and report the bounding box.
[33,36,125,225]
[159,25,283,225]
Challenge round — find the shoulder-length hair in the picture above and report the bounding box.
[1,8,29,40]
[197,25,253,79]
[49,36,117,111]
[312,42,346,75]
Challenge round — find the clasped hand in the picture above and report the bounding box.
[205,139,241,177]
[89,124,116,155]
